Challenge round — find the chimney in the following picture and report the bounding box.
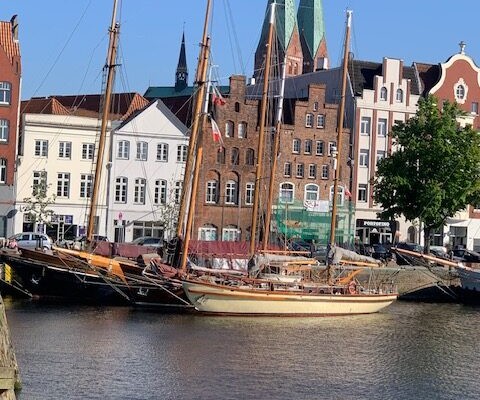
[10,15,18,41]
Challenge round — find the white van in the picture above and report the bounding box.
[8,232,53,250]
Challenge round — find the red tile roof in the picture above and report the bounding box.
[21,98,70,115]
[0,20,20,64]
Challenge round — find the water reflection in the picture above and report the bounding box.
[5,300,480,400]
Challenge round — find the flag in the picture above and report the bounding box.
[212,85,226,106]
[210,117,224,147]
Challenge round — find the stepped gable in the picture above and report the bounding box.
[348,59,420,96]
[0,17,20,64]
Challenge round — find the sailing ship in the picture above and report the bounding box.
[180,7,398,315]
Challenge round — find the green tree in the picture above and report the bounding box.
[374,95,480,253]
[22,173,56,229]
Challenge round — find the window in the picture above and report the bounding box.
[245,182,254,205]
[0,82,11,104]
[115,177,128,203]
[80,174,93,198]
[0,119,9,142]
[231,147,239,165]
[296,163,304,178]
[222,226,240,241]
[0,159,6,183]
[360,117,371,135]
[315,140,324,156]
[292,138,301,153]
[33,171,47,195]
[134,178,146,204]
[198,225,218,241]
[359,149,369,167]
[245,148,255,165]
[117,140,130,159]
[313,101,318,111]
[35,140,48,157]
[136,142,148,161]
[82,143,94,160]
[317,114,325,128]
[279,182,294,203]
[456,85,465,100]
[377,118,388,137]
[225,180,238,204]
[57,173,70,198]
[358,184,368,202]
[305,113,313,127]
[396,89,404,103]
[154,179,167,205]
[284,162,292,177]
[305,184,319,201]
[308,164,317,179]
[238,122,247,138]
[304,139,312,154]
[225,121,234,138]
[157,143,169,162]
[328,141,337,156]
[321,165,329,179]
[206,180,218,204]
[58,141,72,159]
[376,150,386,164]
[235,102,240,113]
[177,144,187,162]
[217,148,225,164]
[380,87,388,101]
[329,185,345,206]
[174,181,182,204]
[472,102,479,114]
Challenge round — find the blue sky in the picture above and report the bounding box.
[2,0,480,100]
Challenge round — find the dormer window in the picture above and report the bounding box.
[380,87,388,101]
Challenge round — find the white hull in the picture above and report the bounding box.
[183,280,397,316]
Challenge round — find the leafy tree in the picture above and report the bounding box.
[22,174,56,229]
[374,95,480,253]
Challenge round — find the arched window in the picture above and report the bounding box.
[222,225,241,241]
[198,224,218,241]
[225,120,234,137]
[380,87,388,101]
[279,182,294,203]
[206,180,219,204]
[305,113,313,128]
[225,180,238,205]
[407,226,417,243]
[231,147,240,165]
[238,122,247,138]
[304,184,319,201]
[245,148,255,165]
[217,148,225,164]
[235,102,240,112]
[396,88,404,103]
[329,185,345,206]
[245,182,255,205]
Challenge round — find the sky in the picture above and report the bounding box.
[1,0,480,101]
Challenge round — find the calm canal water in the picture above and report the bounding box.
[4,299,480,400]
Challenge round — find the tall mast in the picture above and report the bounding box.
[263,59,286,251]
[179,1,212,272]
[87,0,120,241]
[249,2,276,256]
[176,0,212,238]
[329,10,352,247]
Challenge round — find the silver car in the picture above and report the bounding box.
[8,232,53,250]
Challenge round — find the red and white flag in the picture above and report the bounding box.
[212,85,226,106]
[210,117,224,147]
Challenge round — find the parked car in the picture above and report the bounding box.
[371,244,392,261]
[451,248,480,263]
[394,242,423,265]
[429,245,449,259]
[131,236,163,249]
[8,232,53,250]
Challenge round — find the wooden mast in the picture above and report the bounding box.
[262,59,286,251]
[329,10,352,248]
[249,2,276,256]
[179,1,212,272]
[176,0,212,238]
[87,0,120,241]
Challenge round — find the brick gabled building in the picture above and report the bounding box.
[0,16,21,238]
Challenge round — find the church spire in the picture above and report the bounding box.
[175,30,188,92]
[253,0,303,79]
[298,0,328,73]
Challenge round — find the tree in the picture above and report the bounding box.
[374,95,480,253]
[22,173,56,230]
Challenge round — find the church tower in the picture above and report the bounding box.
[175,31,188,92]
[254,0,304,79]
[297,0,328,73]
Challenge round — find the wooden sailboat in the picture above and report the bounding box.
[181,9,398,315]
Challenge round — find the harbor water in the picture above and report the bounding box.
[5,299,480,400]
